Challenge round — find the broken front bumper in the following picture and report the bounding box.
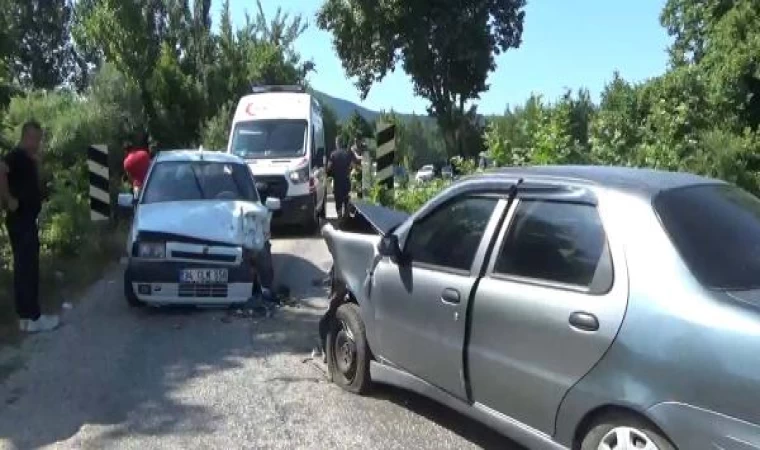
[126,259,256,305]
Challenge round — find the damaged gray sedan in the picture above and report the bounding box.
[321,165,760,450]
[119,150,279,307]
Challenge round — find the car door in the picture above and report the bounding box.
[467,191,628,435]
[371,193,506,399]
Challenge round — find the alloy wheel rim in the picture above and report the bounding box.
[598,426,659,450]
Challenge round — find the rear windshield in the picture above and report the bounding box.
[655,183,760,290]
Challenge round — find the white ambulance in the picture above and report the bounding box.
[227,85,328,232]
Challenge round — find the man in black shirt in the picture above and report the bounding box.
[0,120,59,333]
[327,136,360,222]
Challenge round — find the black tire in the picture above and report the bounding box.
[318,193,327,219]
[580,412,676,450]
[303,195,320,235]
[326,303,372,394]
[124,269,144,308]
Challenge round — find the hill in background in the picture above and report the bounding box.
[312,89,435,125]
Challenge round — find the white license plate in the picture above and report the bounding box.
[180,268,229,284]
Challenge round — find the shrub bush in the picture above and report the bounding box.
[0,64,142,277]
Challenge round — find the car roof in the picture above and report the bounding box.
[478,165,724,198]
[155,150,244,164]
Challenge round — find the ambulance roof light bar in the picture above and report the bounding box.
[250,84,306,94]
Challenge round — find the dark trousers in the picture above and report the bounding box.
[334,189,350,221]
[6,217,41,320]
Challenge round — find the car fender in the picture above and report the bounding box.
[322,223,382,349]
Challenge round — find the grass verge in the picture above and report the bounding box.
[0,222,127,346]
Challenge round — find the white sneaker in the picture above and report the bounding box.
[25,315,60,333]
[18,319,29,331]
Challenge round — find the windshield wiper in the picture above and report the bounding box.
[229,171,250,201]
[189,165,207,199]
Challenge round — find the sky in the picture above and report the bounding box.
[212,1,672,115]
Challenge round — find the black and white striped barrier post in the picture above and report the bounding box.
[87,144,111,221]
[375,123,396,192]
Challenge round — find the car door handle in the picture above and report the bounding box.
[441,288,460,304]
[569,311,599,332]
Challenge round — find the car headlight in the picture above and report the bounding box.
[288,165,310,184]
[137,242,166,258]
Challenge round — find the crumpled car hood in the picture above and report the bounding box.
[323,202,410,303]
[346,201,410,235]
[322,224,380,304]
[135,200,270,249]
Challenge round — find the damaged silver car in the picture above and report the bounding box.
[119,150,279,307]
[321,165,760,450]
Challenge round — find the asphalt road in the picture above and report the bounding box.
[0,207,519,450]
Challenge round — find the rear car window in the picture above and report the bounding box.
[655,183,760,291]
[494,200,613,292]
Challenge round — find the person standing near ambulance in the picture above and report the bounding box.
[327,135,360,222]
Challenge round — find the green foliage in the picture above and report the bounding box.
[200,101,233,151]
[379,110,447,170]
[322,104,339,153]
[73,0,311,149]
[1,77,142,261]
[369,179,450,214]
[317,0,526,157]
[484,90,594,167]
[7,0,84,90]
[340,110,373,144]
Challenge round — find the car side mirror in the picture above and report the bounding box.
[265,197,281,211]
[378,233,402,261]
[118,193,135,209]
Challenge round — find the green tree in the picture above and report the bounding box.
[317,0,526,157]
[698,1,760,130]
[339,110,373,144]
[8,0,84,90]
[73,0,168,125]
[321,103,339,153]
[660,0,734,66]
[589,73,646,165]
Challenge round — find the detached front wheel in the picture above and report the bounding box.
[326,303,372,394]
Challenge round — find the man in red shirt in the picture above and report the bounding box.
[123,131,151,198]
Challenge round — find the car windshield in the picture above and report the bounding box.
[230,119,307,159]
[141,161,259,204]
[655,183,760,291]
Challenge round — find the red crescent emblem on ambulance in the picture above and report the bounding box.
[245,103,256,116]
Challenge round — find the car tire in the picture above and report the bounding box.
[326,303,372,394]
[318,191,327,220]
[304,195,320,235]
[580,413,675,450]
[123,269,144,308]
